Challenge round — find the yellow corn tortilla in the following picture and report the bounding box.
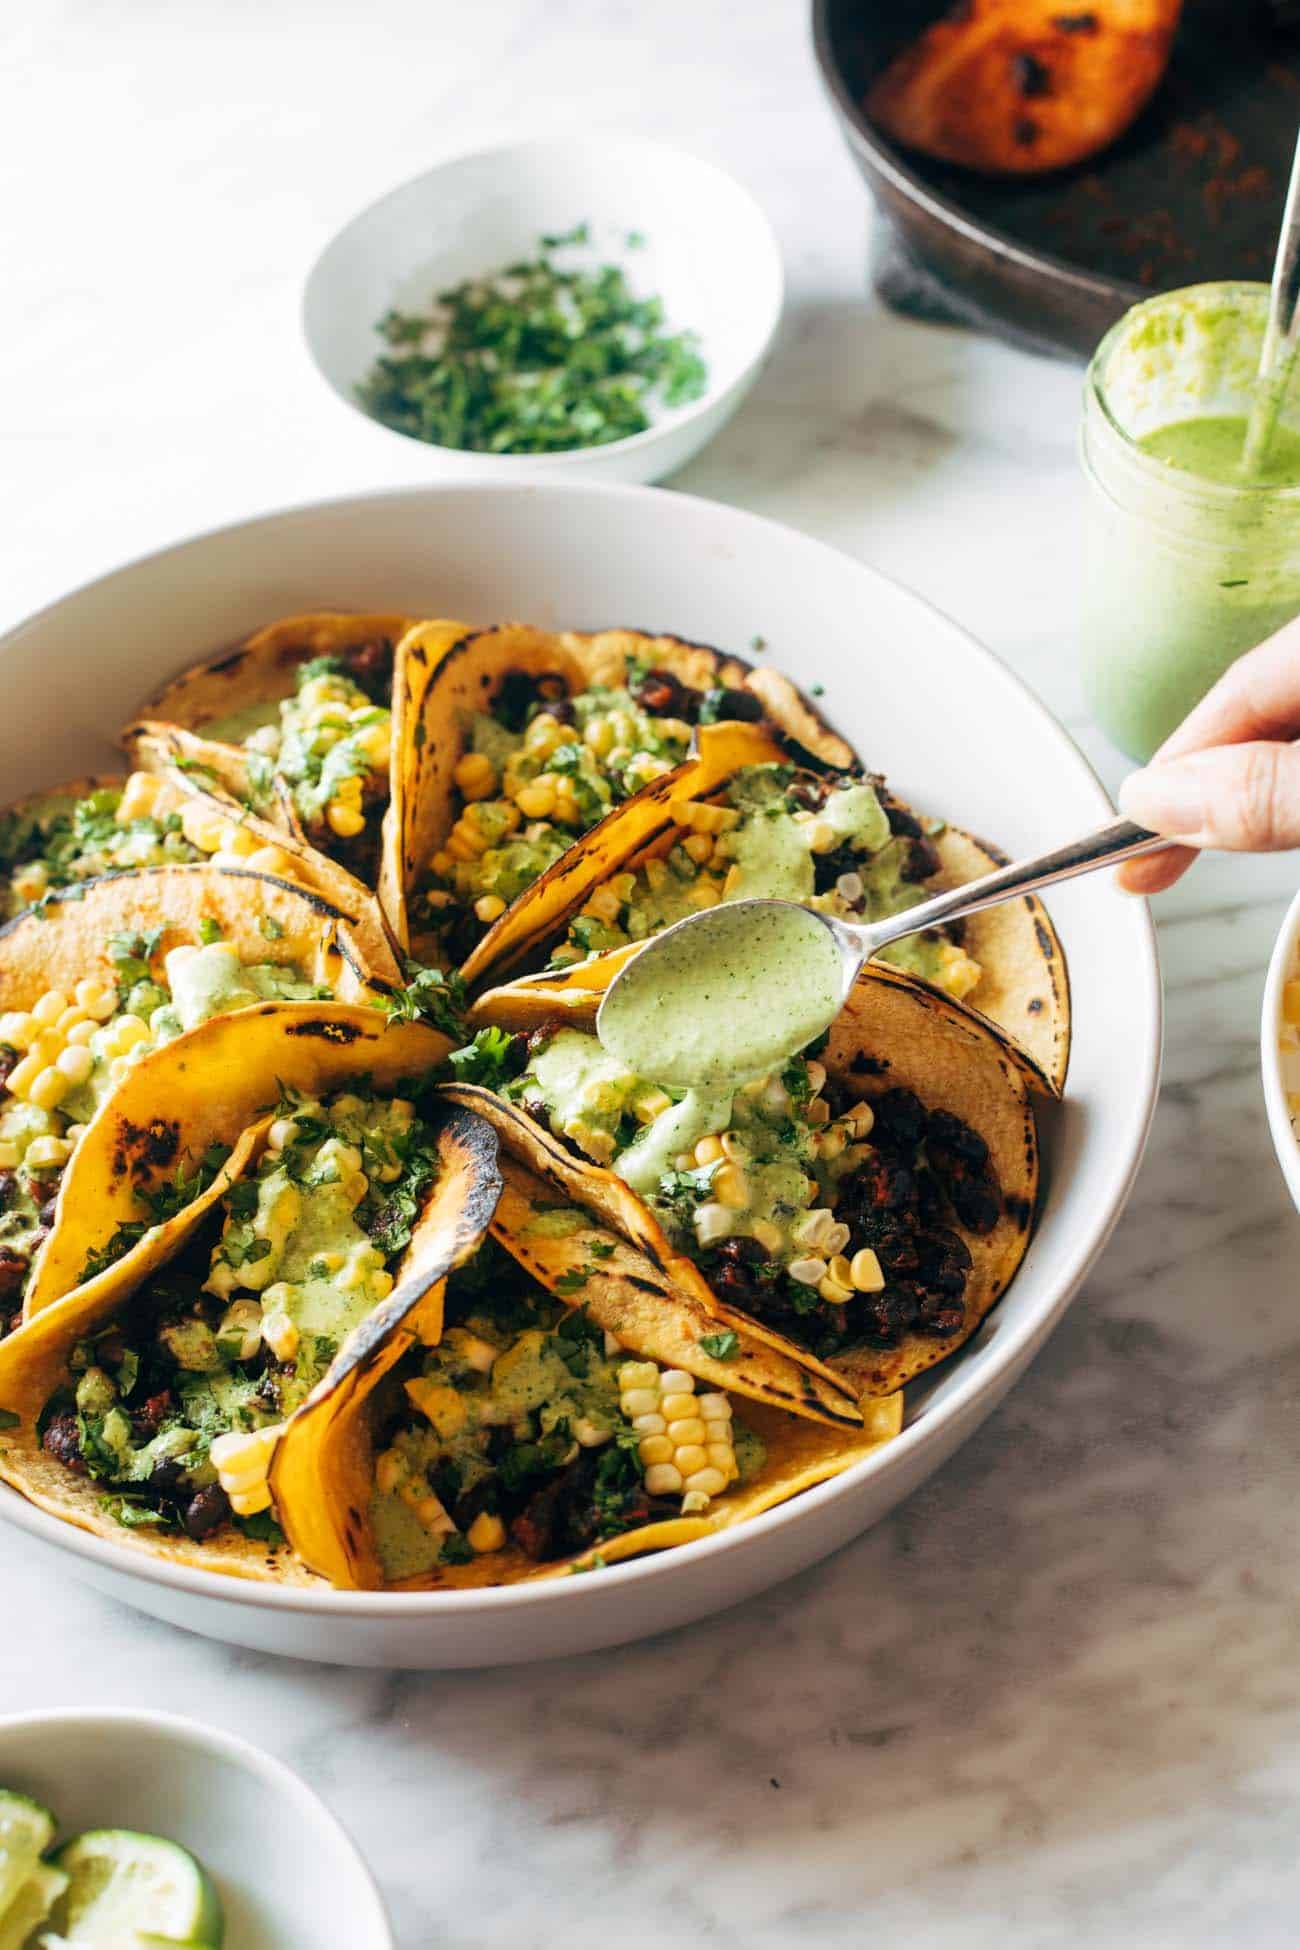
[0,1094,495,1585]
[385,618,851,973]
[23,1003,450,1317]
[464,755,1068,1091]
[115,742,402,983]
[272,1107,899,1591]
[463,959,1040,1396]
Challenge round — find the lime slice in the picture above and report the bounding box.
[49,1831,223,1947]
[0,1862,69,1950]
[0,1789,58,1917]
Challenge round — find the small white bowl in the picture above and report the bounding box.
[1262,886,1300,1206]
[0,1710,392,1950]
[302,138,784,485]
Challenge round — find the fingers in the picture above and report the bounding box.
[1115,844,1197,897]
[1152,615,1300,761]
[1119,739,1300,853]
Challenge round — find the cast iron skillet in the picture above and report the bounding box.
[813,0,1300,359]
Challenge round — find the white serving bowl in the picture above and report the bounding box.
[1262,886,1300,1207]
[302,139,784,485]
[0,1709,392,1949]
[0,482,1160,1667]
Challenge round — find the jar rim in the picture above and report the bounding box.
[1084,281,1300,505]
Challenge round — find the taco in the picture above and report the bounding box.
[122,612,414,892]
[271,1110,898,1590]
[381,623,855,976]
[459,723,1068,1089]
[446,959,1040,1397]
[0,866,386,1326]
[0,1026,486,1581]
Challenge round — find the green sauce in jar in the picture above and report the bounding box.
[1081,284,1300,762]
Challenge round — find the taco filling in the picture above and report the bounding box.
[365,1236,767,1578]
[0,774,313,921]
[486,1023,1004,1365]
[0,937,335,1327]
[34,1084,444,1544]
[546,759,980,1000]
[205,650,394,879]
[417,660,772,962]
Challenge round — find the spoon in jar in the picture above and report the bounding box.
[596,815,1167,1090]
[1241,127,1300,480]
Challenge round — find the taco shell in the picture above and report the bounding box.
[0,1098,496,1584]
[465,960,1040,1395]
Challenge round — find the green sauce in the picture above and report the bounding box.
[598,902,845,1091]
[1137,415,1300,488]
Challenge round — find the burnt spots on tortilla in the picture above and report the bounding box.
[850,1053,889,1077]
[208,647,251,678]
[1028,996,1044,1014]
[625,1273,664,1297]
[1005,1193,1033,1229]
[284,1019,363,1044]
[112,1116,180,1184]
[1034,918,1055,959]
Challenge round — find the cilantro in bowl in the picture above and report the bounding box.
[356,224,708,454]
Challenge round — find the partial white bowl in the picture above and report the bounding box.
[1262,886,1300,1207]
[0,481,1161,1666]
[0,1709,392,1949]
[302,138,784,485]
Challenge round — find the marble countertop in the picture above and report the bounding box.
[5,2,1300,1944]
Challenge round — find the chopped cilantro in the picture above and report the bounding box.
[356,229,707,456]
[381,962,466,1036]
[553,1270,587,1297]
[699,1330,739,1361]
[260,915,284,940]
[439,1532,475,1566]
[235,1510,285,1545]
[197,917,221,945]
[100,1494,176,1531]
[447,1025,519,1090]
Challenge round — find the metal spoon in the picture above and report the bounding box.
[597,815,1167,1089]
[1241,127,1300,480]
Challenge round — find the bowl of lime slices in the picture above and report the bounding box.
[0,1711,392,1950]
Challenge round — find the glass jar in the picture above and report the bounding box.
[1080,282,1300,762]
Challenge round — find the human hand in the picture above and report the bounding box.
[1117,614,1300,895]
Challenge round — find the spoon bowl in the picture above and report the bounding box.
[598,815,1167,1089]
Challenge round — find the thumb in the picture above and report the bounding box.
[1119,740,1300,853]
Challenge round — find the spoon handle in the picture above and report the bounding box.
[856,816,1167,957]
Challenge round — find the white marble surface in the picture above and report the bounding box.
[5,3,1300,1945]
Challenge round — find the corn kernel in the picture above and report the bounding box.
[74,979,117,1021]
[514,777,558,820]
[713,1163,749,1209]
[751,1219,783,1254]
[0,1142,18,1170]
[0,1012,36,1052]
[789,1255,828,1287]
[467,1511,506,1554]
[454,751,498,800]
[474,893,507,925]
[180,802,225,852]
[682,832,714,864]
[634,1090,672,1125]
[55,1044,93,1086]
[31,991,69,1028]
[818,1273,853,1305]
[670,1417,707,1447]
[683,1467,728,1498]
[327,801,366,839]
[663,1392,698,1423]
[29,1067,69,1112]
[694,1134,724,1167]
[247,844,294,877]
[644,1463,683,1495]
[638,1434,674,1465]
[850,1248,886,1293]
[26,1135,72,1171]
